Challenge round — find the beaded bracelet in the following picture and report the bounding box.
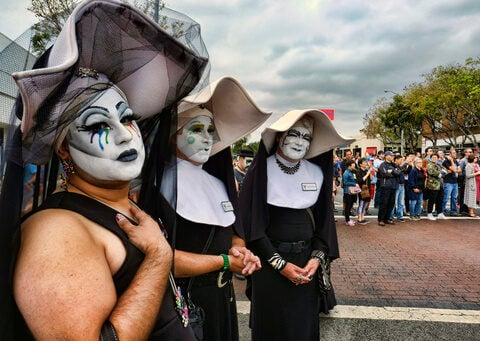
[267,252,287,271]
[220,253,230,272]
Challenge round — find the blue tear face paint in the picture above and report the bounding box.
[177,115,215,164]
[66,87,145,181]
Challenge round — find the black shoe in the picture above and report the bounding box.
[386,220,395,225]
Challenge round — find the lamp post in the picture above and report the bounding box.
[400,128,404,156]
[154,0,160,22]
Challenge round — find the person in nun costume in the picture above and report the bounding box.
[239,109,354,340]
[139,76,270,341]
[0,0,209,339]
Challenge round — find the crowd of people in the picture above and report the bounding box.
[336,146,480,226]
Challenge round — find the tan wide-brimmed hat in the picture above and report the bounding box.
[261,109,354,159]
[177,76,271,156]
[13,0,208,163]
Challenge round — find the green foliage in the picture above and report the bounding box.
[364,57,480,151]
[27,0,167,54]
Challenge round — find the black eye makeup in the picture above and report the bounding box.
[286,129,312,142]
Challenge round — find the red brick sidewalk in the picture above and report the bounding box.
[332,218,480,310]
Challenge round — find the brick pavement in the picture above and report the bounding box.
[234,217,480,311]
[332,218,480,310]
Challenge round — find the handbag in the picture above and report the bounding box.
[347,185,361,195]
[360,184,371,200]
[181,226,216,341]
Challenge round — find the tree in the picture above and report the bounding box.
[364,57,480,151]
[28,0,76,54]
[28,0,167,54]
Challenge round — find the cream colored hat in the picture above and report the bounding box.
[177,76,271,156]
[13,0,208,164]
[261,109,354,159]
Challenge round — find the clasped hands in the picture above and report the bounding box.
[281,258,319,286]
[229,246,262,276]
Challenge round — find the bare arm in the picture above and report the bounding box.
[174,236,260,277]
[14,206,171,341]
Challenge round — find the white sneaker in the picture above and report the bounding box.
[437,213,447,219]
[427,213,437,221]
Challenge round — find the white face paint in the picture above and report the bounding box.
[67,88,145,181]
[279,125,313,161]
[177,115,215,164]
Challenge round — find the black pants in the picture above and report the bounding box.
[344,194,356,221]
[378,188,396,222]
[427,189,439,213]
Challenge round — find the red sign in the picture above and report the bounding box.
[319,108,334,120]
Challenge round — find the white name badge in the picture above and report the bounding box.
[221,201,234,212]
[302,183,317,191]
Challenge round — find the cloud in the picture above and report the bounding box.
[1,0,479,139]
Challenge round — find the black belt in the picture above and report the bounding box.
[271,240,311,253]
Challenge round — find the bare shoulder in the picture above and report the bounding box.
[20,208,97,254]
[15,209,116,339]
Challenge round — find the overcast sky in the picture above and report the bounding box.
[1,0,479,140]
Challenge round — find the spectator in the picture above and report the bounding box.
[474,155,480,206]
[389,154,406,223]
[425,147,434,162]
[402,153,415,216]
[437,149,446,165]
[442,148,462,216]
[343,159,359,226]
[234,149,254,193]
[341,149,354,216]
[356,157,373,225]
[464,153,480,217]
[458,148,474,215]
[426,154,443,220]
[408,157,426,221]
[373,150,385,208]
[377,151,401,226]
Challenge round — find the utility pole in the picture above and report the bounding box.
[154,0,159,23]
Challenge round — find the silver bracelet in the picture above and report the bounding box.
[268,252,287,271]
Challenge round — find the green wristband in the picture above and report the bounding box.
[220,253,229,272]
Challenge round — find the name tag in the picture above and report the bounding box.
[302,183,317,191]
[221,201,234,212]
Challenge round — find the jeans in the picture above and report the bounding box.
[389,185,405,220]
[442,182,458,213]
[409,192,423,217]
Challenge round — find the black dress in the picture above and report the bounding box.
[11,192,196,341]
[173,214,239,341]
[250,205,320,340]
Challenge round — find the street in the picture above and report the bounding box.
[233,194,480,340]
